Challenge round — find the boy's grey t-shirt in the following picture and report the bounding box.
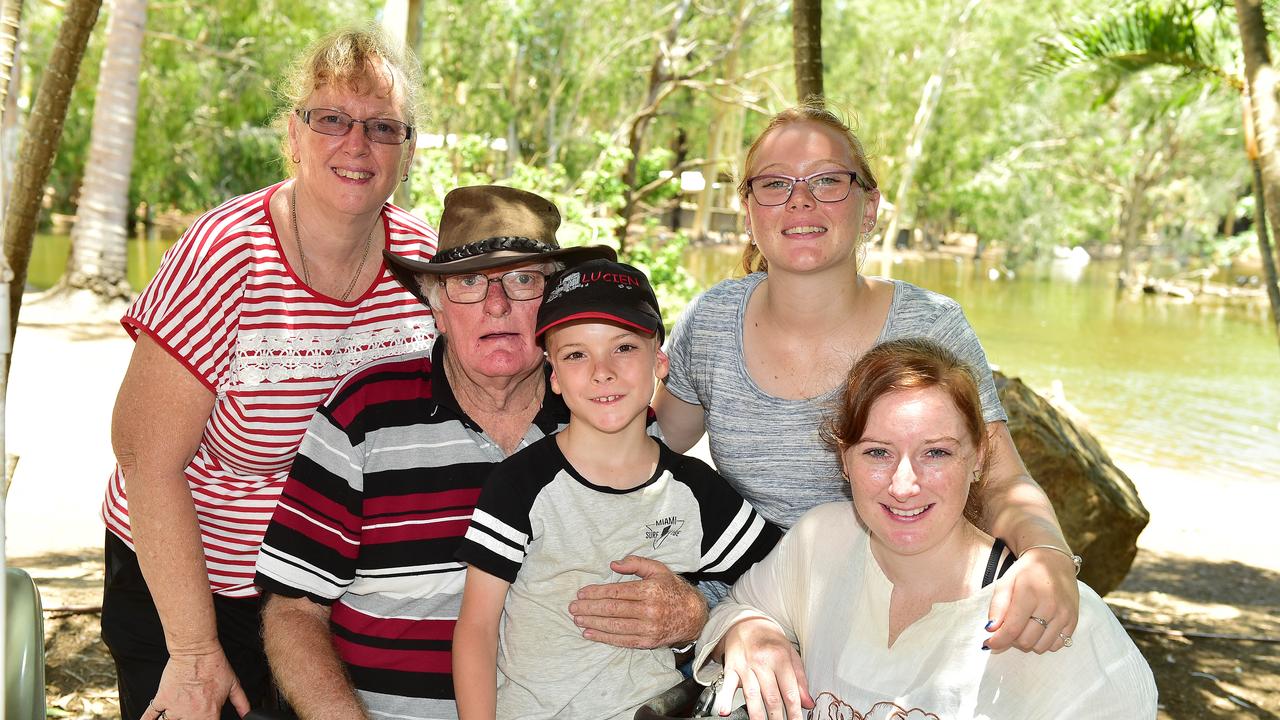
[663,272,1007,531]
[455,436,782,720]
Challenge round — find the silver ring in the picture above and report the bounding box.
[1029,615,1049,628]
[1059,633,1073,647]
[694,673,723,716]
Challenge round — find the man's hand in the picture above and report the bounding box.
[569,555,708,649]
[262,594,369,720]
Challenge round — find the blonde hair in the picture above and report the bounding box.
[739,102,878,275]
[275,26,424,172]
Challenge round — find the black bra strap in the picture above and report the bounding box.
[982,538,1015,588]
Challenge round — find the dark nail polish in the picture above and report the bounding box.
[984,620,994,631]
[981,644,990,651]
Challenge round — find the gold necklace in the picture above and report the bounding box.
[290,183,375,301]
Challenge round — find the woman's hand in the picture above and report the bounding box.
[984,548,1080,653]
[114,335,234,719]
[713,618,812,720]
[977,422,1081,653]
[569,556,707,649]
[143,643,249,720]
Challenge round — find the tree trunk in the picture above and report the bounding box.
[4,0,102,352]
[1117,176,1147,288]
[669,128,687,231]
[0,0,20,133]
[504,39,522,177]
[692,111,728,241]
[724,91,746,235]
[792,0,822,103]
[876,70,943,276]
[382,0,408,42]
[544,46,562,170]
[877,0,981,278]
[1243,90,1280,340]
[406,0,424,55]
[1235,0,1280,347]
[615,0,692,252]
[0,0,22,502]
[62,0,146,301]
[543,13,579,173]
[693,0,748,242]
[383,0,423,209]
[0,0,23,216]
[1249,159,1280,334]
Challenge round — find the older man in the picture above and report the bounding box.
[254,186,705,720]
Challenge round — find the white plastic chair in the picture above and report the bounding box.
[5,568,45,720]
[4,266,48,720]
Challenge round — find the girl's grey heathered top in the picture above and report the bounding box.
[663,273,1007,531]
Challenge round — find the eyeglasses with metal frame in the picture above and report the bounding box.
[442,269,548,304]
[745,170,870,207]
[295,108,415,145]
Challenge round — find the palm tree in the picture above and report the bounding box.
[0,0,23,210]
[792,0,823,102]
[1234,0,1280,348]
[382,0,424,209]
[3,0,103,349]
[61,0,148,301]
[1033,0,1280,347]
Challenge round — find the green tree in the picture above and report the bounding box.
[62,0,147,302]
[4,0,101,351]
[876,0,982,277]
[1033,0,1280,340]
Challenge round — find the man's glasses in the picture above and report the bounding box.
[442,270,547,304]
[745,170,868,207]
[295,108,414,145]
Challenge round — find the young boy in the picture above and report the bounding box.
[452,259,782,720]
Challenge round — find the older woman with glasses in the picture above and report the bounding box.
[101,28,436,720]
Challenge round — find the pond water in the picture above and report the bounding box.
[27,233,178,292]
[26,234,1280,485]
[683,244,1280,487]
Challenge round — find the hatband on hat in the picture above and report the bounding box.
[384,186,615,304]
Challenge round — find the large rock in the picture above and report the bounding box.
[994,372,1149,595]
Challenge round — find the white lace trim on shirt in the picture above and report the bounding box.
[227,323,435,386]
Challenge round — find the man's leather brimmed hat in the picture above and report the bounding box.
[384,185,615,302]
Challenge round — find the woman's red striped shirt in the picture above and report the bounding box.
[102,182,438,597]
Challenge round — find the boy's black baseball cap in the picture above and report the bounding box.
[536,259,663,341]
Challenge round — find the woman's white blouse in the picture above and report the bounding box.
[695,502,1157,719]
